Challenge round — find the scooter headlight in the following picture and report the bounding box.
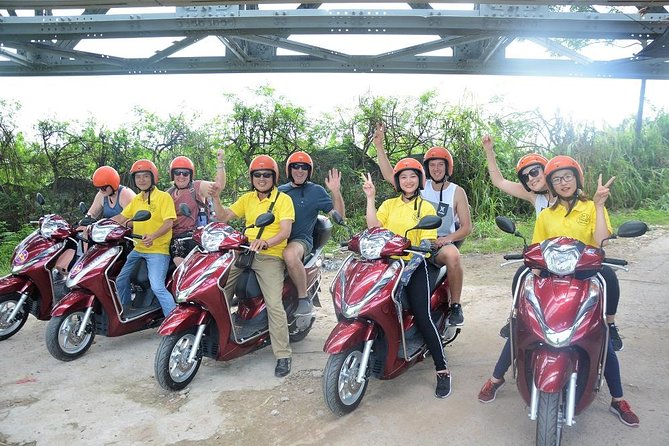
[40,215,71,240]
[542,239,583,276]
[341,260,401,318]
[359,231,393,260]
[90,223,117,243]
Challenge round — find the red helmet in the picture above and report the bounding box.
[516,154,548,192]
[285,151,313,181]
[393,157,425,192]
[170,156,195,180]
[130,159,159,186]
[92,166,120,191]
[423,146,454,180]
[249,155,279,186]
[544,155,585,193]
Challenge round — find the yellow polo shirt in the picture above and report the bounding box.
[229,188,295,258]
[377,195,438,257]
[121,187,176,255]
[532,199,612,246]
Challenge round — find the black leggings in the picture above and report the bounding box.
[512,265,620,316]
[406,260,447,372]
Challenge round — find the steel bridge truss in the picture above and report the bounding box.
[1,2,668,78]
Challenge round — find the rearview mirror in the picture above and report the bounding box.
[495,216,516,235]
[617,220,648,238]
[132,210,151,222]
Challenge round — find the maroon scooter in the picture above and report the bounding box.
[495,217,647,445]
[0,193,85,341]
[45,210,167,361]
[153,212,332,390]
[321,215,460,416]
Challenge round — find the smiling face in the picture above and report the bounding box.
[289,163,310,185]
[134,171,153,191]
[520,164,547,193]
[252,170,275,193]
[172,168,192,189]
[398,169,420,195]
[549,168,577,199]
[427,159,447,182]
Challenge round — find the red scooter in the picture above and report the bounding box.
[153,212,332,390]
[321,215,460,416]
[45,210,168,361]
[0,193,86,341]
[495,216,647,445]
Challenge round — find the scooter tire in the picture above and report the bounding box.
[322,345,368,416]
[45,310,95,361]
[0,293,30,341]
[536,391,562,446]
[154,329,202,391]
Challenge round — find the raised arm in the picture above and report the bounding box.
[482,134,535,204]
[593,174,615,245]
[362,173,381,228]
[325,168,346,219]
[373,122,395,186]
[197,149,227,201]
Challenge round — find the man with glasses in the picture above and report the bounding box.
[167,151,226,266]
[214,155,296,377]
[278,151,345,316]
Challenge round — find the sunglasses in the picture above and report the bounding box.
[173,169,191,177]
[98,186,109,192]
[290,163,310,171]
[520,166,542,182]
[252,172,274,179]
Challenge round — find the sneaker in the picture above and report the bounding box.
[435,372,452,399]
[478,378,505,403]
[448,303,464,326]
[274,358,292,378]
[610,399,639,427]
[609,323,624,352]
[499,322,510,339]
[295,297,314,317]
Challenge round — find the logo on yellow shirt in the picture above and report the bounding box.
[577,213,591,226]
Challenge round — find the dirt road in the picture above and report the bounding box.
[2,230,668,446]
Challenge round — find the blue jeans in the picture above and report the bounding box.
[116,250,175,316]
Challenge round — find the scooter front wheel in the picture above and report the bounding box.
[0,293,29,341]
[154,328,202,391]
[322,345,369,416]
[536,391,563,446]
[45,310,95,361]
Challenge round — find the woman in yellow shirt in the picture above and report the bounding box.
[362,158,451,399]
[479,156,639,427]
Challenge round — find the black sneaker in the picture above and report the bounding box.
[435,372,452,399]
[448,303,464,326]
[609,323,624,352]
[499,322,510,339]
[275,357,291,377]
[295,297,314,317]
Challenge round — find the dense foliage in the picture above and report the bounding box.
[0,89,667,254]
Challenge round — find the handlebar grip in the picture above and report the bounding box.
[131,234,143,239]
[503,254,523,261]
[409,245,432,253]
[604,258,628,266]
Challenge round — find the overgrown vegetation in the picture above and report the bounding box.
[1,89,668,272]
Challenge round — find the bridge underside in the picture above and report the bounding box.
[1,2,668,78]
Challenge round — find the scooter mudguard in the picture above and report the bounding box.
[0,275,28,295]
[158,304,207,336]
[323,320,371,354]
[51,290,95,316]
[533,349,576,393]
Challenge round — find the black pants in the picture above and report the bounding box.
[406,260,447,372]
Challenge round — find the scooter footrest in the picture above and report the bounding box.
[398,333,425,359]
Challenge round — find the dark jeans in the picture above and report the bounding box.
[406,260,447,371]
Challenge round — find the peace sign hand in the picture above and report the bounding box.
[593,174,615,207]
[361,172,376,198]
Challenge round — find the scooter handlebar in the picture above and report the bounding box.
[504,254,524,261]
[603,258,628,267]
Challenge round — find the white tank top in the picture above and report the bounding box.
[421,180,459,236]
[534,193,550,216]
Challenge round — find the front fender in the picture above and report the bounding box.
[323,319,373,354]
[0,275,28,295]
[158,304,208,336]
[533,349,577,393]
[51,290,95,316]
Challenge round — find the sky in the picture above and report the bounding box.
[2,4,668,133]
